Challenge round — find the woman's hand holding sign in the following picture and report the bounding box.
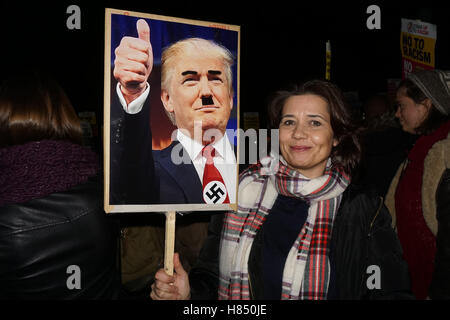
[150,253,191,300]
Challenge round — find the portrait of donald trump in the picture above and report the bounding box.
[105,10,240,212]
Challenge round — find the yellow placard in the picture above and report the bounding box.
[400,32,436,67]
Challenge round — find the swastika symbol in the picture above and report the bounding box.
[203,181,227,204]
[206,183,224,203]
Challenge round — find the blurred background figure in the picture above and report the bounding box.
[0,70,122,299]
[385,69,450,300]
[364,93,392,124]
[356,92,415,198]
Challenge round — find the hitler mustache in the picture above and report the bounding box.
[202,96,214,106]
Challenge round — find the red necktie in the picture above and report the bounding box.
[202,145,229,204]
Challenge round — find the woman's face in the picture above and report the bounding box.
[279,94,337,178]
[395,87,430,134]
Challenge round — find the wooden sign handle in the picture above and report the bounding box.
[164,211,176,276]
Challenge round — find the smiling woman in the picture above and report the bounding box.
[213,79,413,300]
[268,80,361,177]
[278,94,337,178]
[153,80,414,301]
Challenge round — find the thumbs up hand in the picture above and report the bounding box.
[113,19,153,104]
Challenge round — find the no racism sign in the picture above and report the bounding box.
[400,18,437,79]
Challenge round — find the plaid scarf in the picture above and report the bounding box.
[219,155,350,300]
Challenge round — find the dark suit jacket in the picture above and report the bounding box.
[154,141,204,204]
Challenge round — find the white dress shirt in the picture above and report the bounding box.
[116,82,150,114]
[176,130,236,203]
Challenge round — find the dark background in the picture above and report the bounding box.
[1,0,449,153]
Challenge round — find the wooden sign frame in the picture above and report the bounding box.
[104,8,240,214]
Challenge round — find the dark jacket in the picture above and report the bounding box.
[357,126,415,198]
[189,185,413,300]
[0,177,122,299]
[429,168,450,299]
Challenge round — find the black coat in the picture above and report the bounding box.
[357,126,415,198]
[429,168,450,299]
[189,184,413,300]
[0,177,122,299]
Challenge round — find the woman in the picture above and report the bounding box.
[385,69,450,300]
[151,80,412,300]
[0,72,121,299]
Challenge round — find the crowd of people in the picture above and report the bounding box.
[0,60,449,298]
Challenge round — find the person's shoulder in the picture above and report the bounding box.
[338,183,383,225]
[341,183,378,203]
[0,176,103,235]
[48,176,103,220]
[425,131,450,165]
[423,131,450,191]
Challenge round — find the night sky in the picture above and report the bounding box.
[2,0,448,131]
